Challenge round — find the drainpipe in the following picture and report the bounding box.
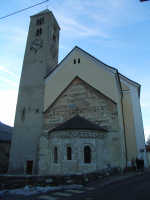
[116,70,128,169]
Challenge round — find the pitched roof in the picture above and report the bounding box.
[49,115,107,133]
[45,46,116,79]
[0,132,12,142]
[0,121,12,133]
[0,122,12,142]
[31,9,50,16]
[45,46,140,91]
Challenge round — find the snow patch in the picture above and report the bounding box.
[0,184,83,197]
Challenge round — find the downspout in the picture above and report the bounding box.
[116,70,128,169]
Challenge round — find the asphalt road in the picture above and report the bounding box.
[68,172,150,200]
[2,172,150,200]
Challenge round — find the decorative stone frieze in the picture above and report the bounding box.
[49,130,106,139]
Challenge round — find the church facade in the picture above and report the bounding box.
[9,10,146,175]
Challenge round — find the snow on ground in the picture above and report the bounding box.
[0,184,83,196]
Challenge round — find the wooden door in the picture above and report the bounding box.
[26,160,33,174]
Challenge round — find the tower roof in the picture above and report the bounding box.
[31,9,51,17]
[49,115,108,133]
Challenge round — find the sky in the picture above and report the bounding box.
[0,0,150,140]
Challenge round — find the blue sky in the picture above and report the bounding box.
[0,0,150,140]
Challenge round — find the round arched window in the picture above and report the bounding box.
[54,147,58,163]
[84,146,91,163]
[67,146,72,160]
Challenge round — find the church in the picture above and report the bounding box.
[8,9,146,175]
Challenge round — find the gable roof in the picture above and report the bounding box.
[45,46,116,79]
[0,122,12,142]
[45,46,140,91]
[49,115,108,133]
[0,132,12,142]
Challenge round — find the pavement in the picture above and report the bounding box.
[89,170,145,188]
[0,170,149,200]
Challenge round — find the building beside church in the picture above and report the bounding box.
[0,122,12,173]
[9,9,146,175]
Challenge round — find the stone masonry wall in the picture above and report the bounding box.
[44,77,119,133]
[38,129,122,175]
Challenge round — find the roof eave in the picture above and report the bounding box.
[45,46,117,79]
[48,128,108,133]
[119,73,141,97]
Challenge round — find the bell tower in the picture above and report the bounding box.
[9,10,60,174]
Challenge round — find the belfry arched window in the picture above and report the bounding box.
[84,146,91,163]
[36,17,44,25]
[67,146,72,160]
[53,34,56,41]
[54,147,58,163]
[36,28,42,36]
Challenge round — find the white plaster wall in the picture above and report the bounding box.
[120,77,147,166]
[130,85,148,166]
[113,92,126,169]
[103,132,122,168]
[130,86,145,151]
[44,48,118,111]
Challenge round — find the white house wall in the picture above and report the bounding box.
[130,86,146,151]
[120,77,147,166]
[44,48,119,111]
